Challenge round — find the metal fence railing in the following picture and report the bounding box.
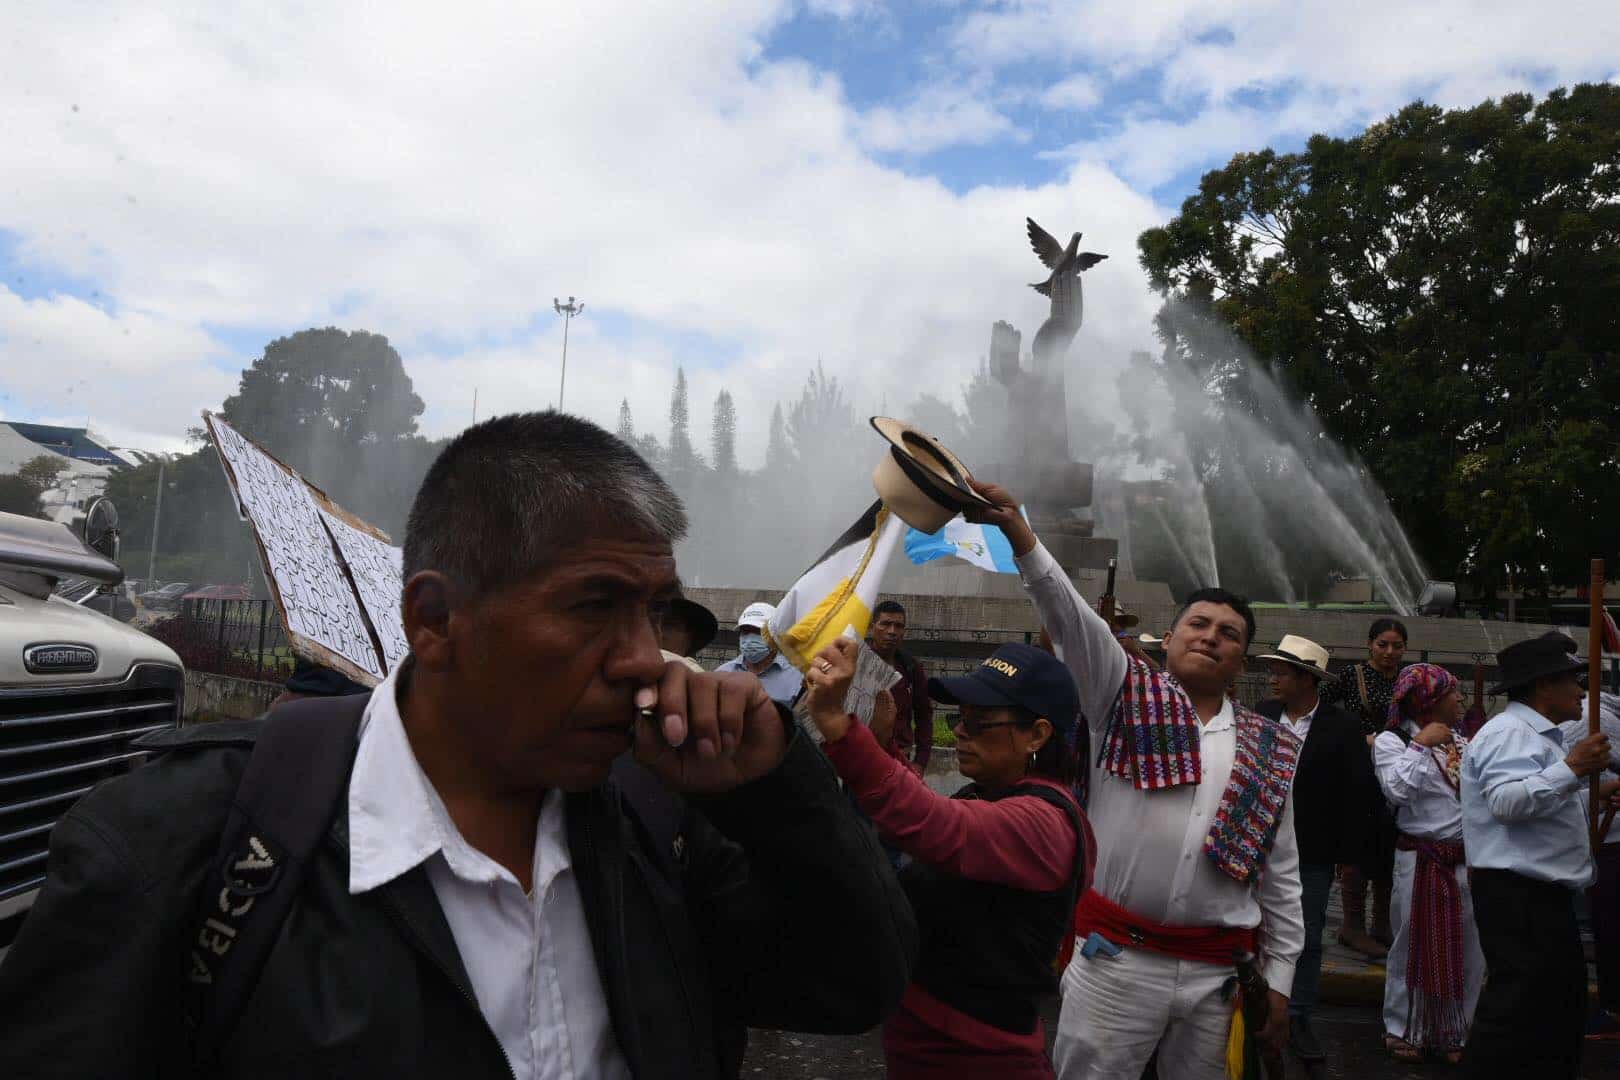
[144,598,296,683]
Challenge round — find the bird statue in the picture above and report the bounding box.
[1026,218,1107,297]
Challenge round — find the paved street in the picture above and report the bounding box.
[742,999,1620,1078]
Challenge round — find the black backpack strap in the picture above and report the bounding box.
[184,693,370,1065]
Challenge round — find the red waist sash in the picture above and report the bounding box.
[1072,889,1257,966]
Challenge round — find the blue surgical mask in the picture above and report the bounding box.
[738,633,771,665]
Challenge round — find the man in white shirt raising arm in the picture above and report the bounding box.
[965,480,1303,1080]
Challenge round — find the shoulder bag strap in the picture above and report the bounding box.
[185,693,370,1067]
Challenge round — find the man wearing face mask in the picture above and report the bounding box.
[717,601,804,705]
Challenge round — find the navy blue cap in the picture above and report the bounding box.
[928,643,1079,734]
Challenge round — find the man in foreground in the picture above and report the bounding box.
[0,412,915,1079]
[1255,634,1377,1065]
[965,480,1303,1080]
[1461,632,1616,1078]
[867,599,933,776]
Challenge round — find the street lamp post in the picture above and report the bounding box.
[146,461,166,581]
[552,295,584,411]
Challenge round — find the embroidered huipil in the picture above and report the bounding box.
[1375,723,1465,842]
[348,665,631,1080]
[1018,542,1304,991]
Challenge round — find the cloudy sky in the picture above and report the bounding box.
[3,1,1617,464]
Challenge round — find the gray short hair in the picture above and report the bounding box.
[403,411,687,602]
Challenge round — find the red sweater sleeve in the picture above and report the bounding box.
[824,722,1080,892]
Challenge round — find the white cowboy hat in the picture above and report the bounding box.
[1258,634,1338,684]
[869,417,995,532]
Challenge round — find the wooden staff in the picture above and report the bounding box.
[1590,558,1605,854]
[1097,556,1119,629]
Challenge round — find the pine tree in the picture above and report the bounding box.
[667,367,695,473]
[711,389,737,476]
[634,433,665,473]
[766,403,792,472]
[615,398,635,443]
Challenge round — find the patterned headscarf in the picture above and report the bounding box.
[1387,663,1460,730]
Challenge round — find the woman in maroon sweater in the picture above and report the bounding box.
[805,638,1092,1079]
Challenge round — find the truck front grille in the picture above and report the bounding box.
[0,663,182,906]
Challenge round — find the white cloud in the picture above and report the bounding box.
[0,286,230,451]
[1040,73,1103,112]
[955,0,1620,182]
[855,82,1024,154]
[0,1,1166,471]
[805,0,886,19]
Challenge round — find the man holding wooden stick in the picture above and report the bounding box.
[1460,629,1620,1077]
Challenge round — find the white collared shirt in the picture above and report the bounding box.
[1280,700,1318,744]
[1461,701,1595,889]
[348,664,631,1080]
[1017,542,1304,992]
[1374,722,1465,841]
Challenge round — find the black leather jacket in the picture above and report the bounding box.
[0,715,916,1078]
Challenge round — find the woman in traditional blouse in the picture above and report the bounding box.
[1321,617,1409,956]
[1373,664,1484,1065]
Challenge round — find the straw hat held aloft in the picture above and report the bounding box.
[869,417,995,533]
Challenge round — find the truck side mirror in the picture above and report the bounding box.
[83,497,121,563]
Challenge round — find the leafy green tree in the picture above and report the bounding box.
[102,448,262,586]
[1138,84,1620,593]
[220,328,423,456]
[218,327,429,533]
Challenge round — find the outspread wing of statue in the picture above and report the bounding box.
[1026,218,1107,298]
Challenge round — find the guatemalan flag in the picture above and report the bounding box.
[766,500,907,672]
[903,514,1020,574]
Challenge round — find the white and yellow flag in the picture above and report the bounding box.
[765,500,906,672]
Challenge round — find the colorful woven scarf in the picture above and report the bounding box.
[1103,657,1203,788]
[1386,663,1459,731]
[1102,658,1301,883]
[1202,703,1300,883]
[1395,834,1469,1051]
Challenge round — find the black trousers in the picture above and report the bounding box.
[1594,845,1620,1013]
[1463,869,1588,1078]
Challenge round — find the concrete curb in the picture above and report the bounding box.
[1320,963,1388,1006]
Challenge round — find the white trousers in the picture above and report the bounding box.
[1383,848,1485,1045]
[1053,946,1233,1080]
